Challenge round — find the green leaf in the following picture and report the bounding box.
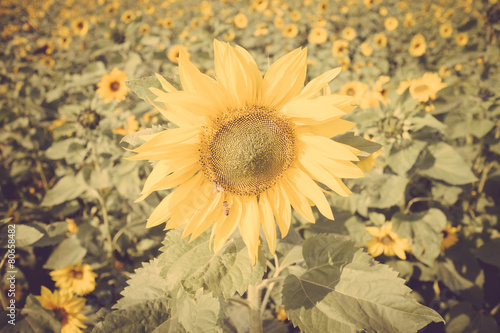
[125,75,163,103]
[175,289,224,333]
[0,296,61,333]
[158,229,265,298]
[12,225,44,248]
[385,140,427,175]
[114,259,167,310]
[474,239,500,268]
[41,175,87,206]
[43,236,87,269]
[469,119,495,138]
[366,174,407,209]
[392,209,447,266]
[45,138,83,160]
[31,222,68,247]
[282,234,444,333]
[431,183,462,205]
[410,113,446,132]
[92,300,171,333]
[334,132,382,156]
[420,142,478,185]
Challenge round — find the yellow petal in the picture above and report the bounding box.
[282,99,345,124]
[294,67,341,100]
[146,192,174,228]
[213,196,241,252]
[239,196,261,264]
[182,191,221,239]
[260,47,307,110]
[280,178,315,223]
[298,119,355,138]
[148,90,205,127]
[300,134,359,161]
[155,73,178,93]
[267,186,291,237]
[259,192,277,254]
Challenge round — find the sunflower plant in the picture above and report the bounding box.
[98,40,444,333]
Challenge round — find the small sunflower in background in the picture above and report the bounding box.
[282,24,298,38]
[409,33,426,57]
[384,17,398,31]
[439,22,453,38]
[96,68,130,103]
[409,72,447,103]
[440,224,459,251]
[129,40,365,263]
[308,27,327,44]
[234,13,248,29]
[331,40,349,57]
[35,287,87,333]
[167,44,190,63]
[374,32,388,48]
[366,222,411,260]
[50,263,97,295]
[71,18,89,37]
[456,32,469,46]
[342,27,356,41]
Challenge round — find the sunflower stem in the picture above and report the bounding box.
[247,284,262,333]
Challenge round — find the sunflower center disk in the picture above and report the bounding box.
[201,106,295,196]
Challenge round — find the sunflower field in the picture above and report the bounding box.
[1,0,500,332]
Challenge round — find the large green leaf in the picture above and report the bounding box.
[43,236,87,270]
[114,259,167,310]
[0,296,61,333]
[392,209,447,266]
[125,75,163,103]
[41,174,88,207]
[282,234,444,333]
[92,300,172,333]
[174,289,224,333]
[366,174,407,209]
[385,140,427,175]
[158,229,265,298]
[419,142,478,185]
[334,132,382,156]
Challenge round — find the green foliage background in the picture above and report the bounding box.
[1,0,499,332]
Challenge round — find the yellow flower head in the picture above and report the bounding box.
[71,19,89,37]
[331,40,349,57]
[282,24,298,38]
[409,72,447,103]
[440,224,459,251]
[374,32,387,48]
[409,33,426,57]
[129,40,365,264]
[384,17,398,31]
[360,42,373,56]
[366,222,411,260]
[50,263,97,295]
[308,27,328,44]
[35,286,87,333]
[234,13,248,29]
[439,22,453,38]
[342,27,356,41]
[456,32,468,46]
[339,81,369,102]
[121,10,135,23]
[96,68,130,103]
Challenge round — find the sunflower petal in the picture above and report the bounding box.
[239,196,261,264]
[259,192,277,254]
[294,67,341,100]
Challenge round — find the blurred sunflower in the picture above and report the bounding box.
[409,33,426,57]
[234,13,248,29]
[456,32,468,46]
[96,68,130,103]
[439,22,453,38]
[409,72,447,103]
[360,42,373,56]
[374,32,387,47]
[384,17,398,31]
[282,24,298,38]
[167,45,190,63]
[341,27,356,41]
[331,40,349,57]
[440,224,458,251]
[366,222,411,260]
[340,81,369,101]
[308,27,327,44]
[36,287,87,333]
[121,10,135,23]
[50,263,97,295]
[71,18,89,37]
[129,40,364,263]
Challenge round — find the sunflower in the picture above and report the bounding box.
[384,17,398,31]
[456,32,468,46]
[308,27,327,44]
[440,224,458,251]
[139,24,150,34]
[121,10,135,23]
[360,42,373,56]
[35,286,87,333]
[71,18,89,37]
[282,24,298,38]
[129,40,364,263]
[341,27,356,41]
[167,45,190,63]
[339,81,369,102]
[439,22,453,38]
[50,263,97,295]
[409,33,426,57]
[290,10,301,21]
[374,32,387,48]
[331,40,349,57]
[366,222,411,260]
[274,16,285,29]
[158,17,175,29]
[234,13,248,29]
[40,55,55,68]
[409,72,447,103]
[96,68,129,103]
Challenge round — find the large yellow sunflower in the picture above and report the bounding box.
[129,40,364,263]
[35,286,87,333]
[96,68,130,103]
[49,263,97,296]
